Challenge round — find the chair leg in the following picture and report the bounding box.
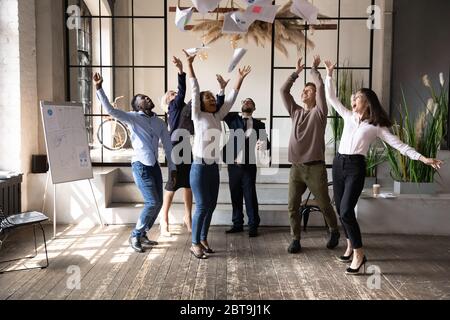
[0,223,49,274]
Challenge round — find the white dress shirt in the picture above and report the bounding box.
[190,78,239,162]
[325,76,422,161]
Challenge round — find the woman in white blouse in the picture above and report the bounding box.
[324,60,443,275]
[184,50,252,259]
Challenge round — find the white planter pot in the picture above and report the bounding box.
[393,181,436,194]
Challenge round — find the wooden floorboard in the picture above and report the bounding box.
[1,225,449,300]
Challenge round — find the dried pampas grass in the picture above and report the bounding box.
[191,0,329,57]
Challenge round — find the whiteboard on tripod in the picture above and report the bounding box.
[40,101,93,184]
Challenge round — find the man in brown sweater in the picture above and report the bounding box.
[280,55,340,253]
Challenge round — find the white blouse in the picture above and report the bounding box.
[190,77,239,161]
[325,76,422,161]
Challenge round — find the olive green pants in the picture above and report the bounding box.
[288,163,338,240]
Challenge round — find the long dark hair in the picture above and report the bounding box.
[359,88,392,128]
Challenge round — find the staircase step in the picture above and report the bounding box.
[103,203,329,228]
[112,182,291,204]
[116,167,292,184]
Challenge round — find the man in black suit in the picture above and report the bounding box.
[222,98,270,237]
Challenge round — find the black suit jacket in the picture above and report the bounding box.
[222,112,270,164]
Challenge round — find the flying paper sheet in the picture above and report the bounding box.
[185,46,210,56]
[191,0,222,14]
[175,6,194,31]
[291,0,319,25]
[245,0,273,6]
[223,12,247,34]
[247,4,280,23]
[228,48,247,73]
[231,11,256,32]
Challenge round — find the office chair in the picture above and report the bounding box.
[0,207,49,274]
[299,182,334,232]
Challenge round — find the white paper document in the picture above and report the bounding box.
[291,0,319,25]
[228,48,247,73]
[191,0,222,14]
[175,6,194,31]
[247,4,280,23]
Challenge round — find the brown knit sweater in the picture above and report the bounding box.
[280,69,328,164]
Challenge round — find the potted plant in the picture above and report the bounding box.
[364,143,387,189]
[385,74,448,194]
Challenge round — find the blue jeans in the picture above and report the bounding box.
[190,163,220,245]
[131,162,163,238]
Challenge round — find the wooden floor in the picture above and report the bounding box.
[0,224,449,300]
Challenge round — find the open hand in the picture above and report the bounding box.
[216,74,230,90]
[182,49,196,65]
[173,56,183,73]
[312,55,321,69]
[324,60,336,77]
[238,66,252,79]
[296,58,305,74]
[421,157,444,170]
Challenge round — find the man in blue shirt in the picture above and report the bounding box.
[94,72,176,253]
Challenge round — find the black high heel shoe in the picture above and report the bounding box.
[345,256,367,275]
[337,252,353,263]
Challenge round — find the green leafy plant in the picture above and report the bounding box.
[366,143,387,177]
[384,74,448,183]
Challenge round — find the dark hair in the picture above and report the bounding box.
[131,94,154,112]
[200,91,216,112]
[305,82,317,91]
[243,98,256,108]
[359,88,392,128]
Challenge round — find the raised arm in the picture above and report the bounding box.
[94,73,134,124]
[378,127,444,169]
[182,50,200,120]
[215,66,252,121]
[323,60,353,118]
[215,74,229,112]
[280,58,304,116]
[171,56,187,110]
[310,55,327,117]
[159,119,177,172]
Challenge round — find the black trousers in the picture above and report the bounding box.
[228,164,260,230]
[332,154,366,249]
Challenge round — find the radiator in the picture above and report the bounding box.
[0,175,22,216]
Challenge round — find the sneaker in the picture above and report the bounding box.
[141,235,158,246]
[288,240,301,254]
[249,228,258,238]
[326,231,340,249]
[129,237,144,253]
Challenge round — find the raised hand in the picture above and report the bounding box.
[172,56,183,74]
[238,66,252,79]
[216,74,230,90]
[312,55,321,69]
[93,72,103,90]
[324,60,336,77]
[421,157,444,170]
[296,58,305,75]
[182,49,196,65]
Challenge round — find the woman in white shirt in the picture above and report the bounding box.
[184,50,252,259]
[324,60,443,275]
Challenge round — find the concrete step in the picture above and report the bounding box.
[116,167,294,184]
[112,182,293,204]
[102,203,329,228]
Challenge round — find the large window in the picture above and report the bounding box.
[66,0,375,167]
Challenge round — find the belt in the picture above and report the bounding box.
[337,153,366,160]
[303,160,325,166]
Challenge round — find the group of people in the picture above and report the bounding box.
[94,50,442,274]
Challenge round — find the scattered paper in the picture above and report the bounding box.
[185,46,210,56]
[175,6,194,31]
[291,0,319,25]
[231,11,256,32]
[223,12,247,34]
[247,4,280,23]
[191,0,222,14]
[244,0,273,6]
[228,48,247,73]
